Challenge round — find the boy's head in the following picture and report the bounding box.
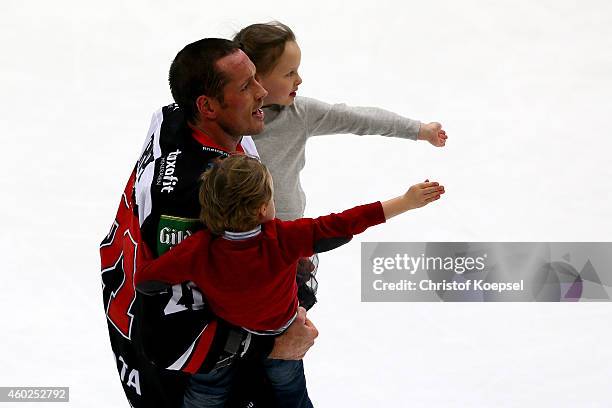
[233,22,302,107]
[199,155,275,235]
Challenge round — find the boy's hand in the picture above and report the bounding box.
[381,179,445,219]
[404,180,445,210]
[417,122,447,147]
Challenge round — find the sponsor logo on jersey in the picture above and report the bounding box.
[157,215,201,255]
[160,227,191,246]
[156,149,182,193]
[201,145,229,156]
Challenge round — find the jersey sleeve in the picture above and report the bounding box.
[301,96,421,140]
[274,201,386,260]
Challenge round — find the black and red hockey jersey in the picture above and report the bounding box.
[99,104,263,408]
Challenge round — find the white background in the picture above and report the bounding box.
[1,0,611,407]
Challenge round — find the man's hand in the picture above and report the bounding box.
[417,122,447,147]
[268,307,318,360]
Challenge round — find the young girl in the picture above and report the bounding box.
[137,155,445,408]
[234,22,448,311]
[234,21,448,222]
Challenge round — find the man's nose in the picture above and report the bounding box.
[254,78,268,100]
[295,73,303,86]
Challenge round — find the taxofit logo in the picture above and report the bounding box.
[156,149,182,193]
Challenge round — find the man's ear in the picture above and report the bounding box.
[195,95,217,120]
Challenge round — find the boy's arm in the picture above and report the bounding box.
[382,181,444,219]
[277,181,445,259]
[276,202,387,260]
[134,233,200,286]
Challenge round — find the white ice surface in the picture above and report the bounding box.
[1,1,611,407]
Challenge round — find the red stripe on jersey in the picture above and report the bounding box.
[182,319,218,374]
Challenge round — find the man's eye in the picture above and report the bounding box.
[241,84,248,91]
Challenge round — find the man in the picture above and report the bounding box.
[100,38,318,408]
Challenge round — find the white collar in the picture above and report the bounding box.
[222,225,262,241]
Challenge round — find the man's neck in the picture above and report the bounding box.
[190,120,241,152]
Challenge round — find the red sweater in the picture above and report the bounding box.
[136,202,386,332]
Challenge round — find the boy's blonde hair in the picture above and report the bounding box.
[199,155,272,235]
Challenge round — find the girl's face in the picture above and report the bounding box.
[259,41,303,106]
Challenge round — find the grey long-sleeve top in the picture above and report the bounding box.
[253,96,421,221]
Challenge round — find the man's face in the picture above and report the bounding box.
[214,50,268,137]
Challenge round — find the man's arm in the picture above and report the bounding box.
[245,307,318,361]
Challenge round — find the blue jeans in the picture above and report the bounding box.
[183,359,313,408]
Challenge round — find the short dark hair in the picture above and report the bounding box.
[233,22,296,76]
[168,38,241,123]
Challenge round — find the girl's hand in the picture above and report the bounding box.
[418,122,448,147]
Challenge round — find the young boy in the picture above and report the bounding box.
[136,155,444,407]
